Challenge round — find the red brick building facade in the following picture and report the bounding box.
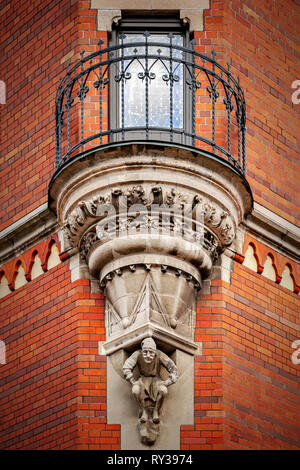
[0,0,299,450]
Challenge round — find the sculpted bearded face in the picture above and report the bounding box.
[142,347,156,363]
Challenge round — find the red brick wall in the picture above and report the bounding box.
[1,243,298,449]
[181,282,225,450]
[0,261,79,449]
[223,0,300,225]
[0,254,120,449]
[74,280,120,450]
[0,0,101,232]
[181,263,300,450]
[193,0,300,225]
[224,262,300,449]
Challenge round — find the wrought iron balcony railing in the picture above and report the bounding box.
[55,32,246,174]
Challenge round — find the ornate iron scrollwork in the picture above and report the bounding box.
[55,32,246,175]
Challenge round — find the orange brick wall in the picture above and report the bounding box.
[181,287,225,450]
[1,243,298,449]
[0,261,79,449]
[223,262,300,449]
[0,253,120,449]
[194,0,300,225]
[0,0,101,232]
[182,264,300,450]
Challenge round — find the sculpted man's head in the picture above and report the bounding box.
[141,337,157,363]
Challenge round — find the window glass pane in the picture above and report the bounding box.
[120,34,183,129]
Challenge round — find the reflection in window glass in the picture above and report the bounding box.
[121,34,183,129]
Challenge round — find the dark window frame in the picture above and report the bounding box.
[108,14,192,144]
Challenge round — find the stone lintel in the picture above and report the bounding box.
[96,9,121,31]
[91,0,210,32]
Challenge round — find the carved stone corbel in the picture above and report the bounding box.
[50,145,252,351]
[49,143,252,448]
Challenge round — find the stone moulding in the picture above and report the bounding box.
[49,142,252,353]
[64,184,236,262]
[103,322,200,357]
[81,215,220,262]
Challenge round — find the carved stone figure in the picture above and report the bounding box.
[123,337,179,445]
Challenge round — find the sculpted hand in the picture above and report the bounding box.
[163,379,171,387]
[164,373,177,386]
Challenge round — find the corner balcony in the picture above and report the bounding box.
[49,33,252,354]
[54,32,247,173]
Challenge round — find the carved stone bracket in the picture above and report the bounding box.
[64,185,236,260]
[49,143,252,356]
